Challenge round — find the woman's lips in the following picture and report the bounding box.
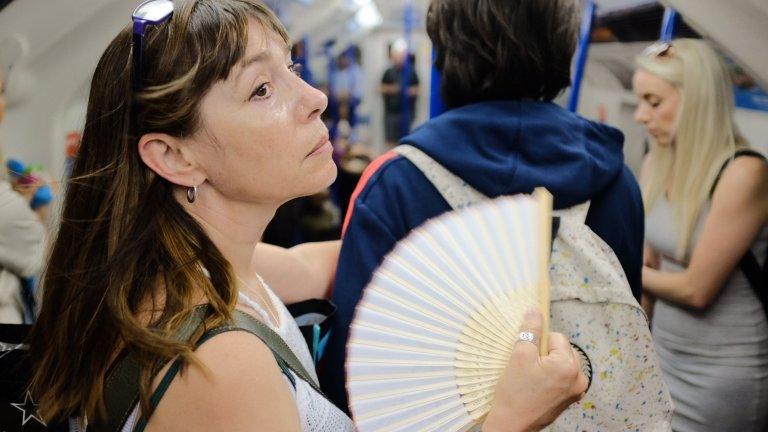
[307,134,332,157]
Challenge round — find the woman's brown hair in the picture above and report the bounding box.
[28,0,288,423]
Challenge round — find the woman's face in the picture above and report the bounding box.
[186,20,333,205]
[632,68,681,147]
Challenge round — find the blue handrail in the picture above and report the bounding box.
[660,8,678,42]
[429,48,447,118]
[568,0,596,113]
[400,0,415,137]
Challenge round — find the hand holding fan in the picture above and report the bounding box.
[346,189,553,432]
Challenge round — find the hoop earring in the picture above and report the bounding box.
[187,186,198,203]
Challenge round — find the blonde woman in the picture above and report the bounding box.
[633,38,768,431]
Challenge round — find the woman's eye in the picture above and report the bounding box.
[645,96,661,108]
[250,83,271,100]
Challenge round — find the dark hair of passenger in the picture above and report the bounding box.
[27,0,288,423]
[426,0,580,108]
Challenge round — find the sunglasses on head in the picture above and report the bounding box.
[132,0,174,91]
[642,41,675,58]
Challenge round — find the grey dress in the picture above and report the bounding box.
[646,196,768,432]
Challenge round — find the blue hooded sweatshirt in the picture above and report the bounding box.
[320,100,644,412]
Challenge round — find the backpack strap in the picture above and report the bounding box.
[94,307,206,432]
[394,144,486,209]
[709,149,766,197]
[394,144,562,246]
[709,149,768,318]
[553,201,591,225]
[741,251,768,319]
[102,306,324,432]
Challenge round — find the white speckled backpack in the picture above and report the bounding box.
[395,145,673,431]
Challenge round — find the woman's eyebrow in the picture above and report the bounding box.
[241,50,270,71]
[236,45,292,82]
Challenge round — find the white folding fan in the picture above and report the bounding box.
[346,189,554,432]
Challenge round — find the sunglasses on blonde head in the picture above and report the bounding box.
[642,41,675,58]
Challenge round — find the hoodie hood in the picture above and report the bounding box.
[401,100,626,208]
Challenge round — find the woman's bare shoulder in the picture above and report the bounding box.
[145,330,301,432]
[716,155,768,204]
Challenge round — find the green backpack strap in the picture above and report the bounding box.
[93,306,207,432]
[101,307,325,432]
[231,310,322,393]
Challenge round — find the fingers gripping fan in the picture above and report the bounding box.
[346,191,554,432]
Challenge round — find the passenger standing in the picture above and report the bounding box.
[0,68,46,324]
[380,41,419,148]
[634,38,768,432]
[324,0,645,412]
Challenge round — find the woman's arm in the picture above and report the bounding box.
[638,155,658,319]
[145,331,302,432]
[0,182,46,277]
[253,240,341,304]
[641,244,660,319]
[643,157,768,309]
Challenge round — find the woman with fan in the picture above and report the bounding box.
[326,0,645,414]
[634,39,768,431]
[26,0,586,430]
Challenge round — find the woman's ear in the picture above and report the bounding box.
[138,133,205,187]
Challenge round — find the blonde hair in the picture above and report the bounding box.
[637,38,748,258]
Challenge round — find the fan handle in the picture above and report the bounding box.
[534,188,553,356]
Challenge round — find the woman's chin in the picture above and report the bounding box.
[301,164,338,198]
[319,164,339,189]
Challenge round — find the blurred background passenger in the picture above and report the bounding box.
[380,40,419,148]
[635,38,768,432]
[330,46,364,131]
[0,68,47,324]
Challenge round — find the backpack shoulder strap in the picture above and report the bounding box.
[229,310,322,393]
[395,145,567,245]
[740,250,768,318]
[552,201,591,225]
[709,149,767,197]
[104,307,326,432]
[709,149,768,317]
[95,307,207,432]
[131,310,310,432]
[394,144,486,209]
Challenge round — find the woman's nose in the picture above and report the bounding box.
[298,80,328,123]
[634,105,650,125]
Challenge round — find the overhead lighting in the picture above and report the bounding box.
[354,2,382,30]
[347,0,371,8]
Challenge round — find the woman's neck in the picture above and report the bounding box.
[176,187,278,280]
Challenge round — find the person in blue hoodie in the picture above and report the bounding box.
[320,0,645,412]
